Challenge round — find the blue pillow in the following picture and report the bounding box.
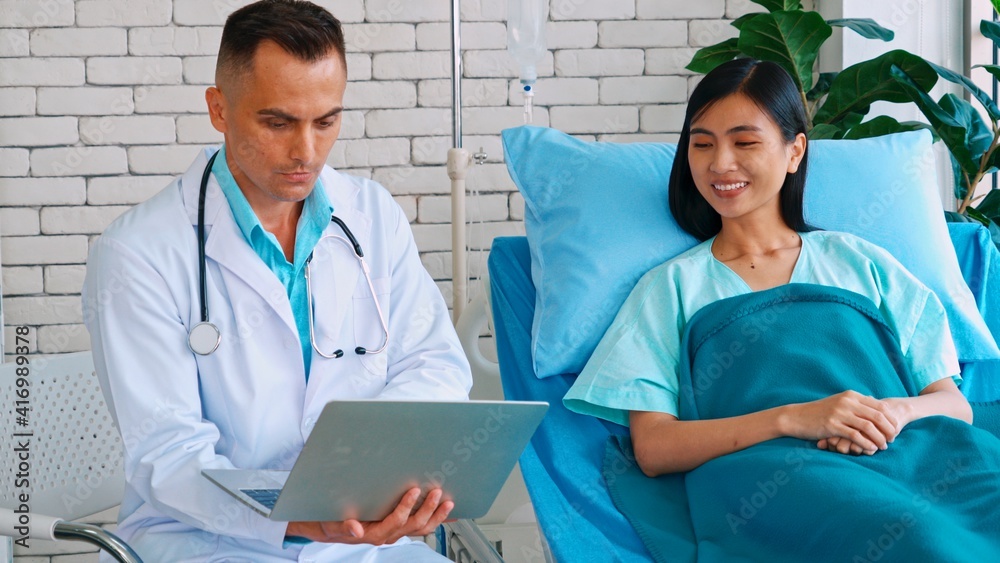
[502,125,1000,379]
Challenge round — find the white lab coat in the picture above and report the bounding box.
[83,148,471,562]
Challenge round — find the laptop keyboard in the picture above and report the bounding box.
[241,488,281,510]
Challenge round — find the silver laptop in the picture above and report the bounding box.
[202,400,548,522]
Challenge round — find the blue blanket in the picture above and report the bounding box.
[632,284,1000,562]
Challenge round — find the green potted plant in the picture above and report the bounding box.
[891,6,1000,241]
[687,0,1000,246]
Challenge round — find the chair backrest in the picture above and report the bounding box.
[0,352,126,520]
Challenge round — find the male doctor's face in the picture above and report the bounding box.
[206,40,347,206]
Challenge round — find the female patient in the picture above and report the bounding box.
[564,58,1000,560]
[566,58,971,469]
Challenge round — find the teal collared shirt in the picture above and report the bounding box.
[212,145,333,378]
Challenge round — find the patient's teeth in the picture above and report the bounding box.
[714,182,747,191]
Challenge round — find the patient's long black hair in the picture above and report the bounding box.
[669,58,811,241]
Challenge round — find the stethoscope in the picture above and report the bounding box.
[187,150,390,358]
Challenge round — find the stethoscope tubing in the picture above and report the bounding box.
[190,149,389,358]
[188,151,222,356]
[197,151,219,325]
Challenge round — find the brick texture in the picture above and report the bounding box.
[1,1,743,448]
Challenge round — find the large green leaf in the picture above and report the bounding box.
[979,189,1000,218]
[808,123,843,140]
[806,72,837,101]
[940,92,995,201]
[987,146,1000,173]
[738,11,832,92]
[751,0,803,12]
[686,39,741,74]
[826,18,894,41]
[993,1,1000,17]
[967,206,992,226]
[890,65,980,179]
[929,61,1000,121]
[939,93,994,162]
[973,63,1000,83]
[731,13,756,31]
[841,116,928,140]
[952,153,968,201]
[982,19,1000,47]
[814,50,937,126]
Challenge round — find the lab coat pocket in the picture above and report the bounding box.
[353,276,390,377]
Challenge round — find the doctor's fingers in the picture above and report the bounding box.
[412,499,454,537]
[403,489,450,536]
[318,519,363,541]
[359,488,424,544]
[383,489,447,543]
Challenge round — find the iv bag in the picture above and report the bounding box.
[507,0,548,123]
[507,0,547,85]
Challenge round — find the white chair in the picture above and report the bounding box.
[0,350,505,563]
[0,352,141,563]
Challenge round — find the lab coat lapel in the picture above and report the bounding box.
[180,149,299,340]
[308,169,368,348]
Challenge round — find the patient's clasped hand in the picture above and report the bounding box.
[564,59,1000,561]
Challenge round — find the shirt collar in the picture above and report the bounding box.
[212,144,334,258]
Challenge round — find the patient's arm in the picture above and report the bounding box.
[888,377,973,425]
[819,378,973,455]
[630,390,899,476]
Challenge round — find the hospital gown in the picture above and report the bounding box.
[564,230,961,424]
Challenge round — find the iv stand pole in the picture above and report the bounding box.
[447,0,471,324]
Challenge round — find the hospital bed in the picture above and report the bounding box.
[481,126,1000,561]
[486,228,1000,562]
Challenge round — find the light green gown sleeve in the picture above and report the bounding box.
[854,237,962,391]
[564,266,687,425]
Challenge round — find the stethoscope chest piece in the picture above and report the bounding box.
[189,321,222,356]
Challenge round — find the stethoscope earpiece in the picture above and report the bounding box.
[355,347,367,355]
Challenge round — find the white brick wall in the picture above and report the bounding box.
[1,4,751,557]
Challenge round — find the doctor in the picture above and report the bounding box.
[82,1,471,561]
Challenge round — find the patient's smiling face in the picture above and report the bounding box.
[687,93,806,225]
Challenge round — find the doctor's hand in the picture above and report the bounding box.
[285,487,453,545]
[782,391,901,455]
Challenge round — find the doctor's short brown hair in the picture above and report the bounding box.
[216,0,347,88]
